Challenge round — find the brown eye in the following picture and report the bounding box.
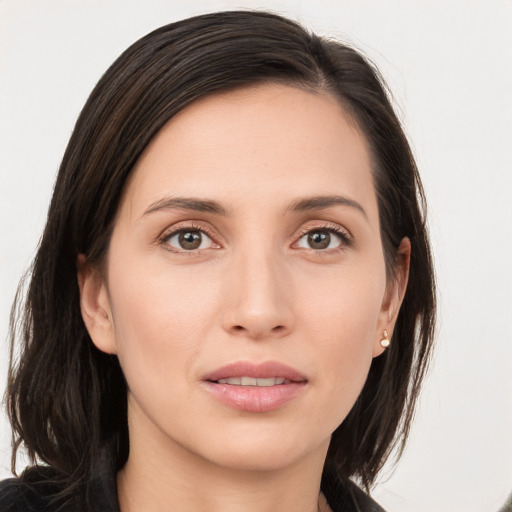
[165,229,214,251]
[179,231,202,250]
[307,231,331,249]
[296,229,344,251]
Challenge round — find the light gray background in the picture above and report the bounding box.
[1,1,511,511]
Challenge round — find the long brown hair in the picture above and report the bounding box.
[6,9,435,505]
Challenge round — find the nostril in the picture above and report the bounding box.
[230,324,286,336]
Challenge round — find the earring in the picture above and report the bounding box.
[380,330,390,348]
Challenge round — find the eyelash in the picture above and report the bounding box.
[294,222,354,252]
[159,222,219,254]
[158,221,353,254]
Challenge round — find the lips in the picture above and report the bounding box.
[204,361,307,383]
[203,361,307,413]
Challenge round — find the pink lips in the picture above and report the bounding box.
[203,361,307,413]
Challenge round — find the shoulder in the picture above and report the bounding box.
[0,466,71,512]
[321,466,387,512]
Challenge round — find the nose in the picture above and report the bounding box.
[222,249,295,340]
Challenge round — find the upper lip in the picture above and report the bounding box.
[204,361,307,383]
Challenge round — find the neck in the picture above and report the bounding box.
[117,406,330,512]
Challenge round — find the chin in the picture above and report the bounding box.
[189,427,330,473]
[207,446,306,473]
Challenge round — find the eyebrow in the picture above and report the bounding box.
[288,195,368,219]
[142,194,367,219]
[143,197,228,217]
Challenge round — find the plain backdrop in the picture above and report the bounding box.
[1,1,511,511]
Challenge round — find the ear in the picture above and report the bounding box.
[373,237,411,357]
[77,254,117,354]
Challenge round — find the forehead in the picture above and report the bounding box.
[123,83,377,220]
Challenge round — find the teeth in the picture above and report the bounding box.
[217,377,288,386]
[218,377,241,385]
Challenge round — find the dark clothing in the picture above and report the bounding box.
[0,460,385,512]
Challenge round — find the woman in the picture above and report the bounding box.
[0,10,435,512]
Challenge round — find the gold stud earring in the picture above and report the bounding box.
[380,330,390,348]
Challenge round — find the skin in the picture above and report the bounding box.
[79,83,409,512]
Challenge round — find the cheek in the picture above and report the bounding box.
[297,256,385,345]
[105,253,222,390]
[296,262,385,414]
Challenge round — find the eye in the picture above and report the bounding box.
[164,229,216,251]
[295,227,349,251]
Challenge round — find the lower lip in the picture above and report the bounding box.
[204,381,306,412]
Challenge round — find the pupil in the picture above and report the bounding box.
[308,231,330,249]
[179,231,201,250]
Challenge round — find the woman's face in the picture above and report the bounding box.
[81,83,405,472]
